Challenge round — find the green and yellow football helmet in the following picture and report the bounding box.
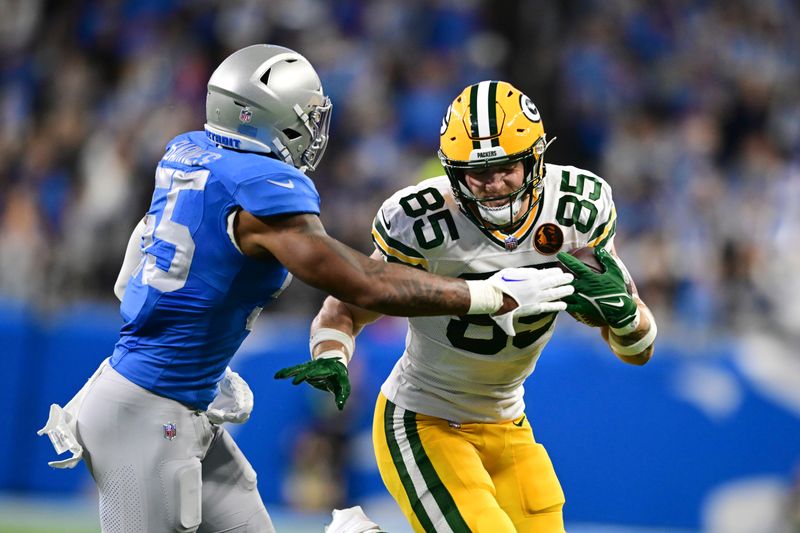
[439,80,551,231]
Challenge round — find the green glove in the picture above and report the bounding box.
[274,358,351,410]
[556,248,638,330]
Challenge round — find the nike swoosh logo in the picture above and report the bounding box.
[601,298,626,308]
[513,415,526,427]
[266,179,295,189]
[501,276,526,282]
[381,211,391,230]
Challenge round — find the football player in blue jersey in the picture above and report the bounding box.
[37,45,575,533]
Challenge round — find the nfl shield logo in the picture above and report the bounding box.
[163,422,177,441]
[504,235,519,251]
[239,108,253,123]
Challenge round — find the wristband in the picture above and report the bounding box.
[609,310,657,356]
[465,280,504,315]
[315,349,349,367]
[310,328,355,363]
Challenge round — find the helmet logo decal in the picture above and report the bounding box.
[468,146,507,161]
[533,223,563,254]
[520,94,541,122]
[474,149,500,159]
[239,107,253,123]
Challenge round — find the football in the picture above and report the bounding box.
[560,246,607,327]
[566,246,604,274]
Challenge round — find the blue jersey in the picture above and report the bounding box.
[111,131,320,410]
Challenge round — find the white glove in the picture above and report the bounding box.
[37,404,83,469]
[488,267,574,336]
[325,506,384,533]
[206,367,254,424]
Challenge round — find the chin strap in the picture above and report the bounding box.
[534,135,557,176]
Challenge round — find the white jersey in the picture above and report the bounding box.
[372,163,617,423]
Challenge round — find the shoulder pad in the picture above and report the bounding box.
[371,177,459,268]
[372,190,428,270]
[225,158,320,217]
[371,183,441,270]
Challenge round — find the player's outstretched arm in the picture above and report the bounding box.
[311,250,386,342]
[236,211,478,316]
[236,211,571,320]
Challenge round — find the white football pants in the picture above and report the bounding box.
[76,363,274,533]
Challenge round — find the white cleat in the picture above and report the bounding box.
[325,505,384,533]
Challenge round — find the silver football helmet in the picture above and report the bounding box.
[205,44,332,171]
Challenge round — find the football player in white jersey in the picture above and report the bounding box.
[276,81,657,532]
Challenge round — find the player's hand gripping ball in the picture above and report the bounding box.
[556,247,634,327]
[557,247,605,326]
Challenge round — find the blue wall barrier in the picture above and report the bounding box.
[5,300,799,529]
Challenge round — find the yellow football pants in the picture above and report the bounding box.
[373,393,565,533]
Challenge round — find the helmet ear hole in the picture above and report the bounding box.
[282,128,301,140]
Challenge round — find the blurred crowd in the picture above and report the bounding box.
[0,0,798,339]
